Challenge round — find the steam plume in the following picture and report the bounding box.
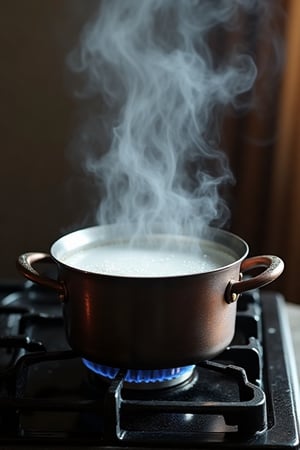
[68,0,259,239]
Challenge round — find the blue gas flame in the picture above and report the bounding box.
[83,358,195,384]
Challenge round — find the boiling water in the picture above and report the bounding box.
[61,240,236,277]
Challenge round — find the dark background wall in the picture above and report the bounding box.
[0,1,99,279]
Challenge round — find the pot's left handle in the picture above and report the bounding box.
[17,252,65,298]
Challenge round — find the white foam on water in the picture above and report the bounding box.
[61,241,236,277]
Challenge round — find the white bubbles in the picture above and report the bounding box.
[61,241,236,277]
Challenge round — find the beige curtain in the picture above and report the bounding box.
[225,0,300,303]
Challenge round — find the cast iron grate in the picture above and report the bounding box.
[0,348,266,445]
[0,285,298,448]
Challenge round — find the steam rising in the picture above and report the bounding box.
[68,0,258,239]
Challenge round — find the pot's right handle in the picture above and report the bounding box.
[17,252,65,299]
[225,255,284,304]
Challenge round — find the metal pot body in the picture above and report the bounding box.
[17,225,284,369]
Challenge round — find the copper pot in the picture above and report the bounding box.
[17,225,283,369]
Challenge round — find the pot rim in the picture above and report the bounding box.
[49,224,249,279]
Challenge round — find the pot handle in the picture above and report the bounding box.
[17,252,65,297]
[225,255,284,304]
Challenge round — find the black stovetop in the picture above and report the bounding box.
[0,282,299,449]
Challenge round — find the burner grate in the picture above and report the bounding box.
[103,359,267,443]
[0,285,298,448]
[0,350,267,444]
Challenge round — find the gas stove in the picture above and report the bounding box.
[0,282,299,449]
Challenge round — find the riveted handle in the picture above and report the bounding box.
[226,255,284,303]
[17,252,65,298]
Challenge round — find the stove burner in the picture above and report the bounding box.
[82,358,196,389]
[0,285,299,447]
